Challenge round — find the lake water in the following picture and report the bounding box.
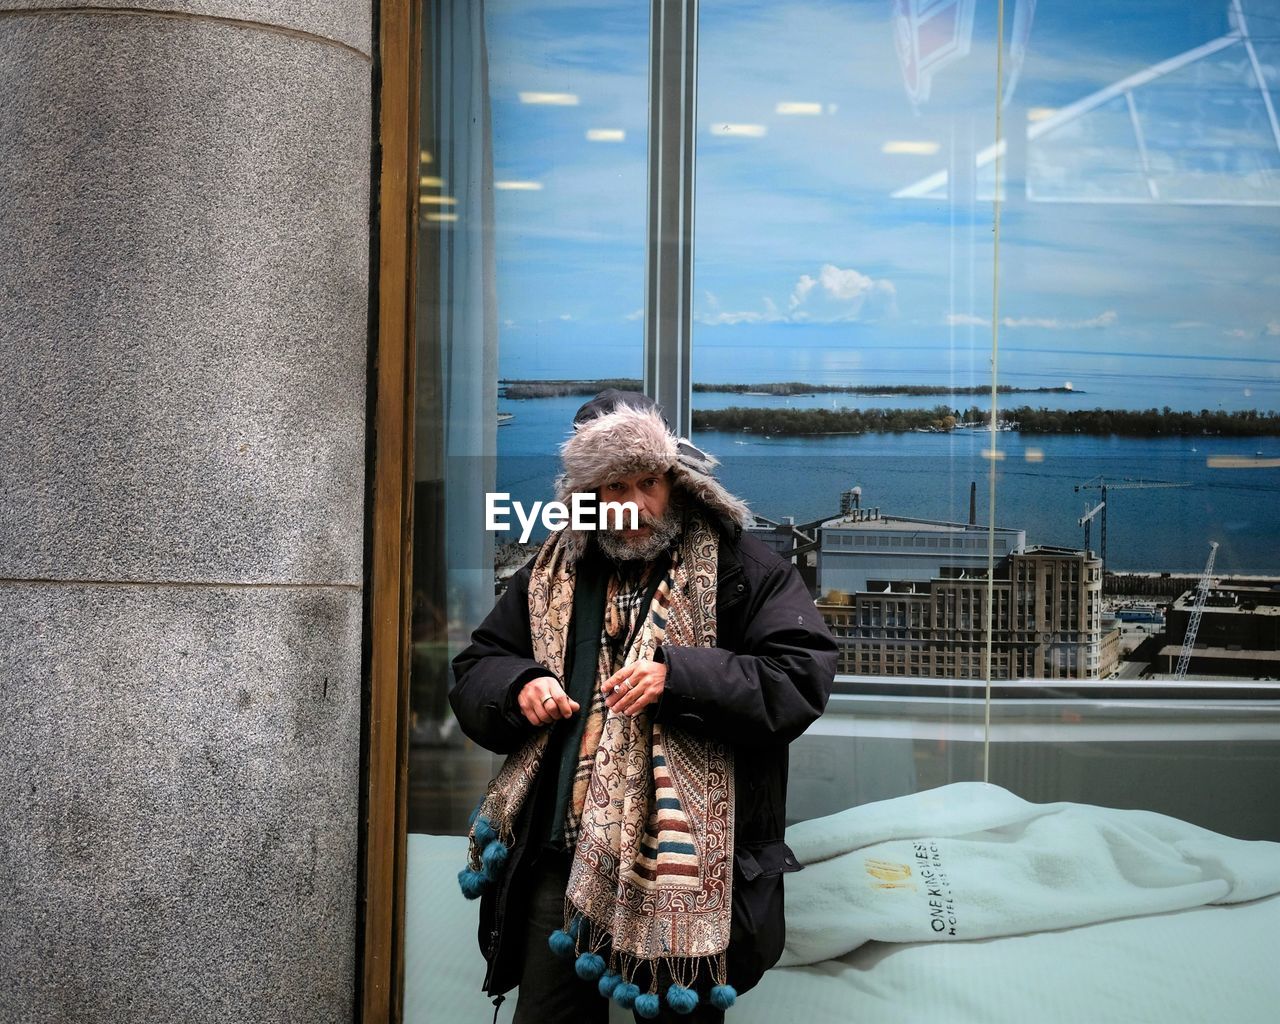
[495,394,1280,576]
[499,336,1280,416]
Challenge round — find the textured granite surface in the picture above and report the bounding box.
[0,14,370,585]
[0,582,362,1024]
[0,1,372,56]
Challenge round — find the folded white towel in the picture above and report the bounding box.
[780,782,1280,966]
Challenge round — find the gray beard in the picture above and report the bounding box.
[596,508,682,564]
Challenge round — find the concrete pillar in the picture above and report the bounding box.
[0,4,371,1022]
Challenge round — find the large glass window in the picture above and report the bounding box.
[400,2,1280,1021]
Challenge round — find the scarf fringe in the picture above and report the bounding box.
[551,903,737,1012]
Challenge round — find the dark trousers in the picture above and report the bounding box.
[513,851,726,1024]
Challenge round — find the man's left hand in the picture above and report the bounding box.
[602,659,667,716]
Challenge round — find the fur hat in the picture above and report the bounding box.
[554,390,752,561]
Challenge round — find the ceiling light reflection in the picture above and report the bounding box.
[710,123,766,138]
[776,102,822,116]
[882,140,941,155]
[494,181,544,191]
[419,176,443,187]
[419,195,457,205]
[1027,107,1057,122]
[586,129,626,142]
[519,91,579,106]
[425,213,458,223]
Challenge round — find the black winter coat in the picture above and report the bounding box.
[449,527,838,997]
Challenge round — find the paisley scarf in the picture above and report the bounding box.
[460,510,738,1012]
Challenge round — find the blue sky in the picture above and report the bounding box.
[483,0,1280,405]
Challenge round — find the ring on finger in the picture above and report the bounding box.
[541,695,556,706]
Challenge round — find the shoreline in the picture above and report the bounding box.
[692,405,1280,439]
[499,378,1080,399]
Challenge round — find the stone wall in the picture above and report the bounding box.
[0,4,372,1021]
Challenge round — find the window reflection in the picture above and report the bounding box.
[694,0,1280,687]
[410,0,649,836]
[402,3,1280,1018]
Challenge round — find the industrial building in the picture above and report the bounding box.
[1159,580,1280,677]
[815,507,1103,679]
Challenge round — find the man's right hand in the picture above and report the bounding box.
[516,676,580,727]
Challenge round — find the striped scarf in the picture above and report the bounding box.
[463,510,737,1006]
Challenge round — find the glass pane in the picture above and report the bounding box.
[405,2,650,1019]
[693,0,1009,762]
[410,0,649,837]
[401,2,1280,1022]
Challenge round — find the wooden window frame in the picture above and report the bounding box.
[362,2,419,1022]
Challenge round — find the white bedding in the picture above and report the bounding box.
[756,893,1280,1024]
[781,782,1280,965]
[405,786,1280,1024]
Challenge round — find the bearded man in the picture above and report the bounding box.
[450,390,837,1023]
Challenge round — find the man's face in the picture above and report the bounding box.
[596,470,676,560]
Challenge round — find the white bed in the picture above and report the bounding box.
[405,785,1280,1023]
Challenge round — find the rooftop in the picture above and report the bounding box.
[822,512,1021,535]
[1157,645,1280,665]
[1170,591,1280,615]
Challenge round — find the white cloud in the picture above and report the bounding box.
[701,265,894,326]
[623,308,643,321]
[788,275,816,310]
[1219,321,1280,338]
[1172,320,1209,329]
[946,310,1118,330]
[697,298,783,326]
[789,264,896,320]
[1003,310,1117,329]
[559,313,574,321]
[820,264,877,301]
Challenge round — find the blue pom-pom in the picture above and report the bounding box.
[547,929,576,959]
[612,981,640,1010]
[634,993,662,1019]
[457,868,487,900]
[473,816,497,847]
[597,971,623,999]
[709,984,738,1009]
[480,839,509,878]
[666,983,699,1014]
[574,952,605,981]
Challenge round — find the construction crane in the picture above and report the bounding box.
[1174,542,1219,680]
[1077,500,1105,556]
[1073,476,1191,573]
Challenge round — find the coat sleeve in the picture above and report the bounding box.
[654,556,837,748]
[448,557,550,754]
